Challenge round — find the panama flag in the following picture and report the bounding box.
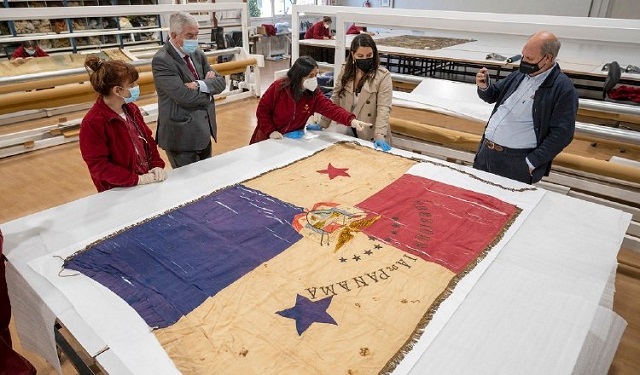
[65,143,519,374]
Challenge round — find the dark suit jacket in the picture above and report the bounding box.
[152,42,226,152]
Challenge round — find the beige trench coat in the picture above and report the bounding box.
[320,66,393,142]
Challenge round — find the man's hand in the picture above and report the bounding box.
[476,67,490,90]
[205,71,216,79]
[184,82,198,90]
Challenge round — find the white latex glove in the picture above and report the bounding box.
[137,173,156,186]
[350,119,371,132]
[269,131,283,140]
[150,167,167,181]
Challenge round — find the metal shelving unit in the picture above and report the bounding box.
[0,0,162,58]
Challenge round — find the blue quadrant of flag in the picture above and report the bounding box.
[65,185,304,328]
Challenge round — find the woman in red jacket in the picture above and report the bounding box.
[304,16,333,40]
[9,40,48,60]
[250,56,370,144]
[80,55,167,192]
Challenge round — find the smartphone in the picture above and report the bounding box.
[484,71,491,87]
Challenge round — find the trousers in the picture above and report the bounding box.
[473,139,537,184]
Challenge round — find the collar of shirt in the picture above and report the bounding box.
[528,62,555,85]
[169,40,187,58]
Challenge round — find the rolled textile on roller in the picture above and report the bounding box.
[389,117,640,184]
[0,58,257,95]
[0,72,156,115]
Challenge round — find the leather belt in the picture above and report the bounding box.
[484,139,534,155]
[484,139,504,152]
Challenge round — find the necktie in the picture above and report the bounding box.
[183,55,199,80]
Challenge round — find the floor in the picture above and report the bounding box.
[1,58,639,374]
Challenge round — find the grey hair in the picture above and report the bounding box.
[169,12,198,34]
[541,38,561,58]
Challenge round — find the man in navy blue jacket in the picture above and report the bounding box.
[474,31,578,184]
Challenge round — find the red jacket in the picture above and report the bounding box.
[251,79,356,144]
[80,97,165,192]
[10,46,48,59]
[347,24,363,35]
[304,21,331,40]
[0,230,37,374]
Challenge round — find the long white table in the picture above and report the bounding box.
[299,31,640,81]
[3,133,631,374]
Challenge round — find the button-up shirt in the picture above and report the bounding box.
[484,64,555,149]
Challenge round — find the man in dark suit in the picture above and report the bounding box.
[152,12,227,168]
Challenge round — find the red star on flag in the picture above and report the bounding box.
[317,163,350,180]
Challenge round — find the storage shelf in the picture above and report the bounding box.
[0,0,162,58]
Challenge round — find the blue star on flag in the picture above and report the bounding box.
[276,294,337,335]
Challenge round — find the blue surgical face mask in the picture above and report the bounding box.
[182,39,199,54]
[25,48,36,56]
[123,85,140,103]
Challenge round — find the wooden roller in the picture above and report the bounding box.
[0,72,156,115]
[0,73,93,96]
[209,57,257,76]
[0,58,257,96]
[391,117,480,152]
[554,153,640,184]
[389,117,640,184]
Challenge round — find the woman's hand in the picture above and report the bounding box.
[269,131,283,140]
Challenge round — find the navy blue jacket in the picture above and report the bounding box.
[477,64,578,180]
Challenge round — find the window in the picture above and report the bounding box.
[274,0,293,15]
[257,0,272,18]
[256,0,318,18]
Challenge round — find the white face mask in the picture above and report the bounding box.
[303,77,318,92]
[324,23,330,29]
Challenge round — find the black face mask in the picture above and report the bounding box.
[355,57,374,73]
[519,55,547,75]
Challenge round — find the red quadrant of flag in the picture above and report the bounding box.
[356,174,519,273]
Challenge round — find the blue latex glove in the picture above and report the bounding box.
[374,139,391,152]
[284,129,305,139]
[306,123,323,131]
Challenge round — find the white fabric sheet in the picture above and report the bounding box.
[3,133,630,374]
[30,137,544,374]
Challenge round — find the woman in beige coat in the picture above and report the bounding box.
[316,34,393,151]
